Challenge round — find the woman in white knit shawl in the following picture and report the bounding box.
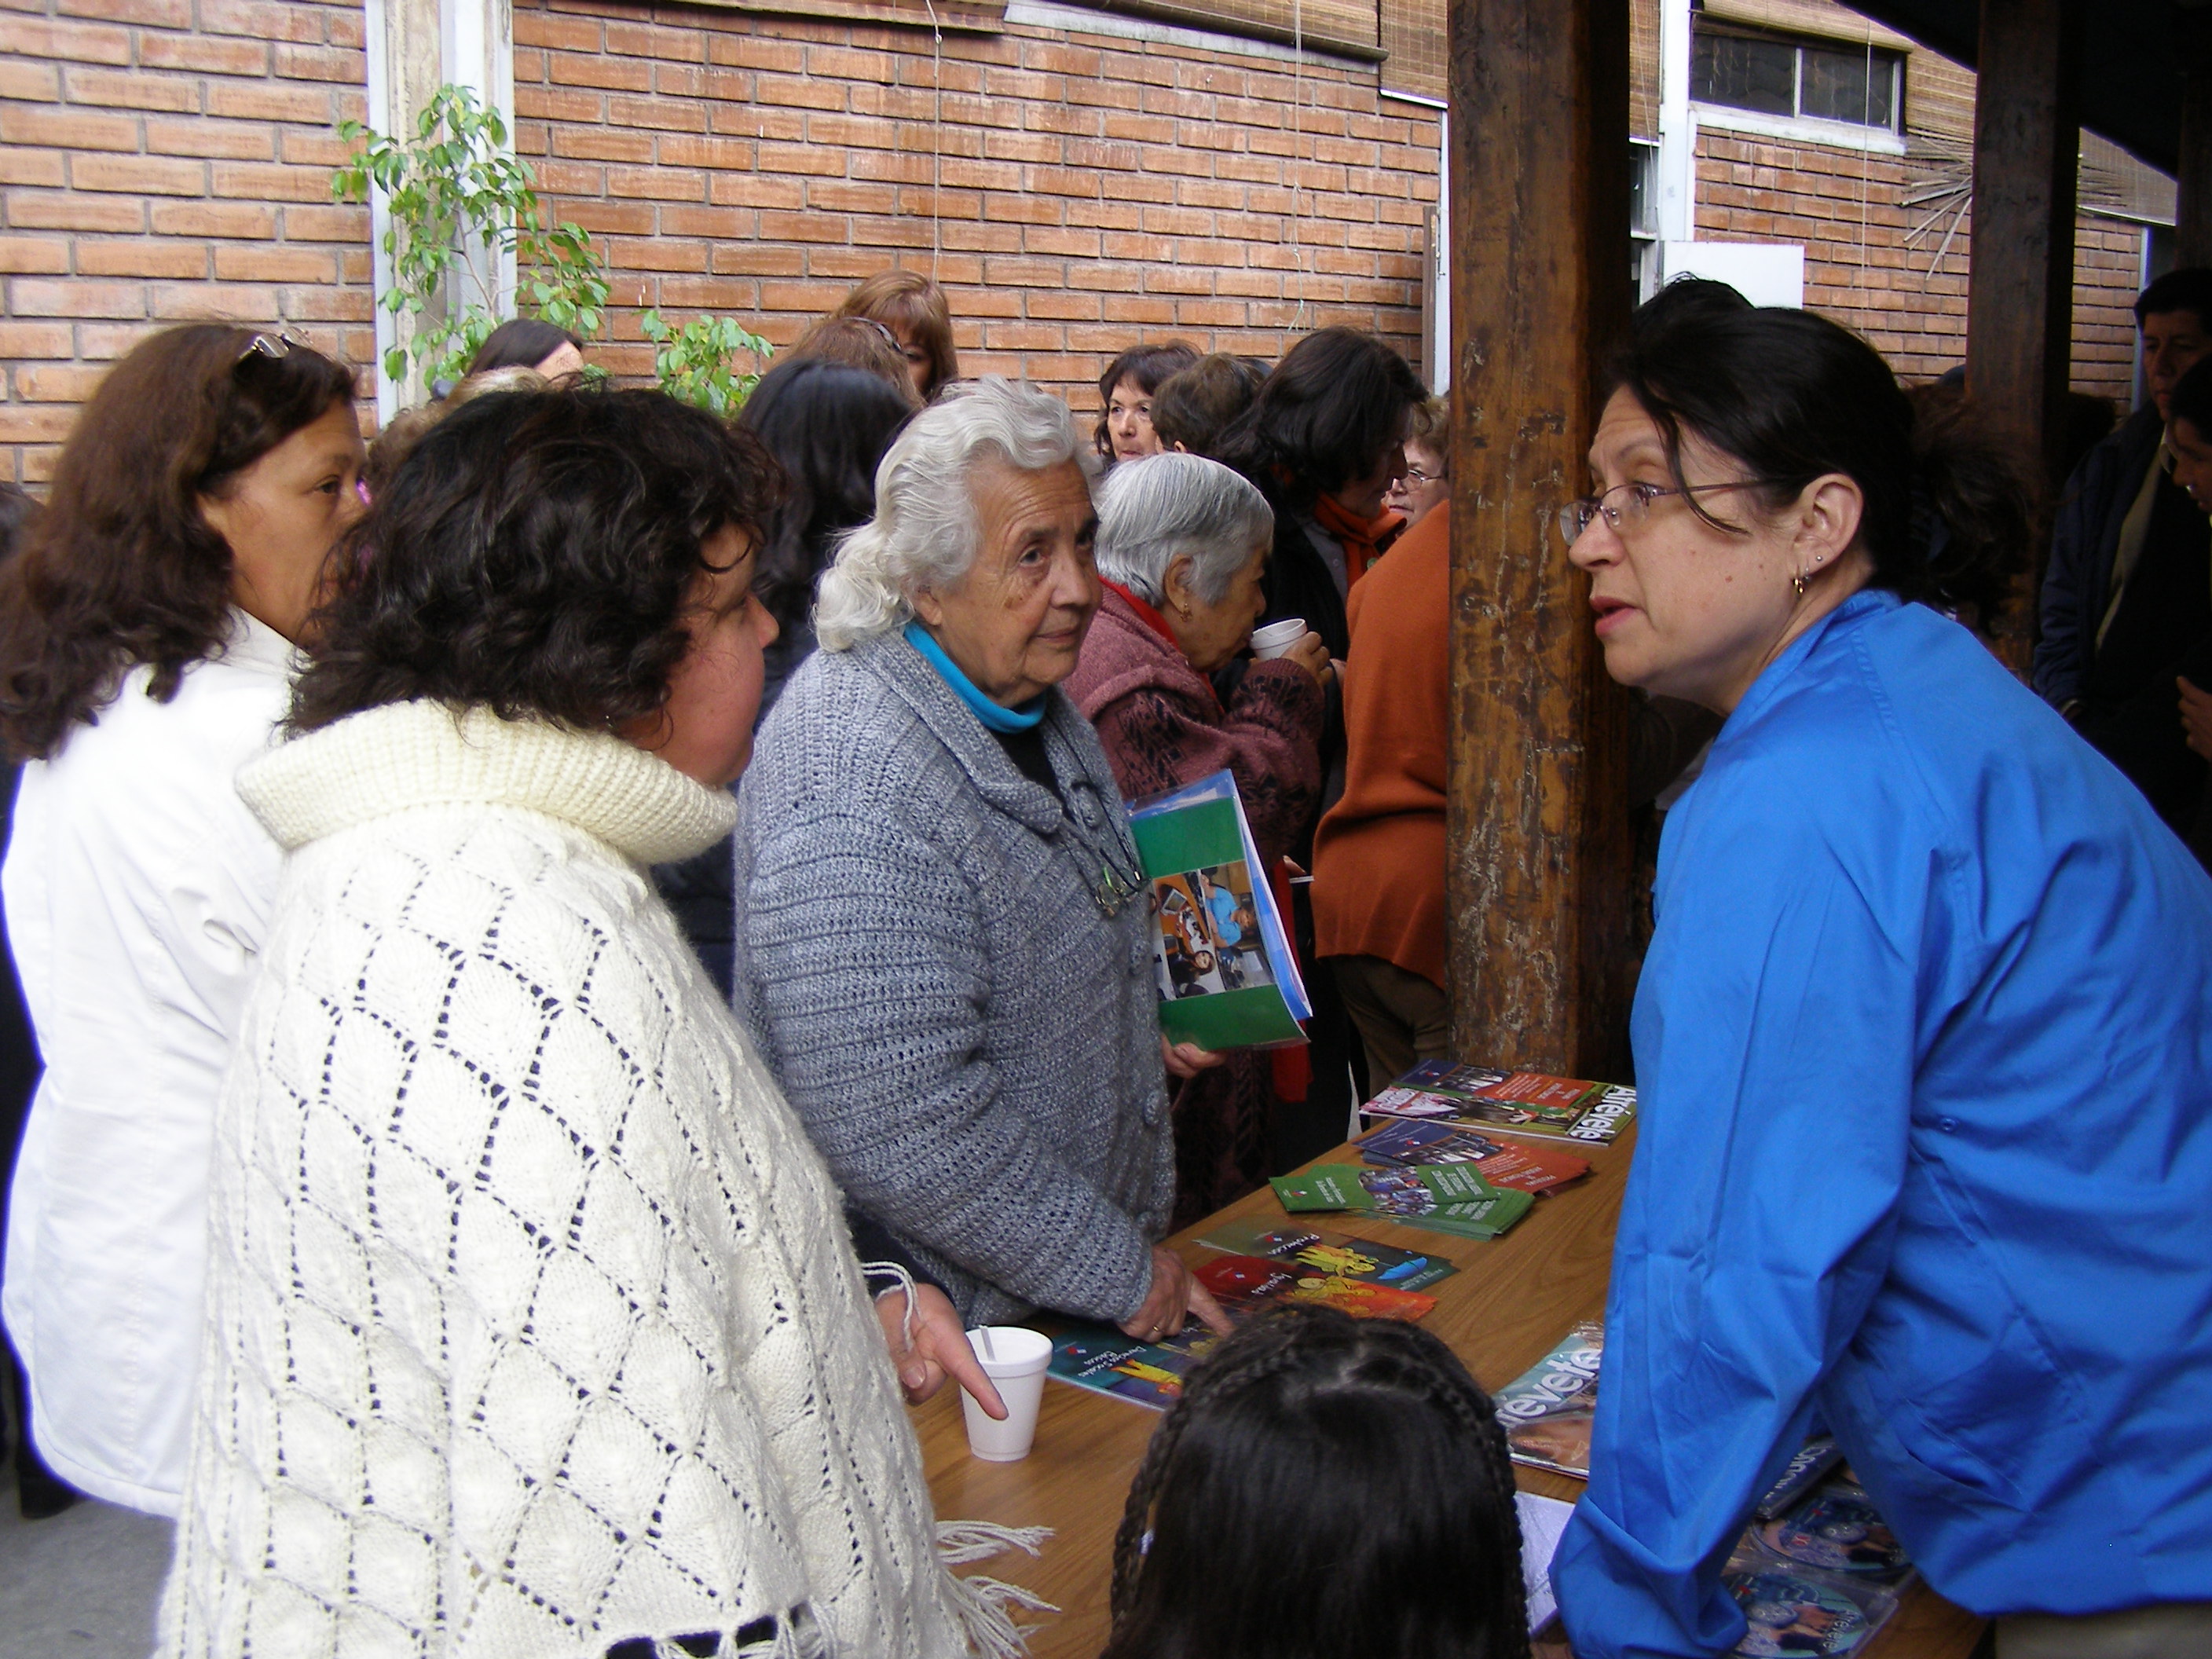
[159,387,1038,1659]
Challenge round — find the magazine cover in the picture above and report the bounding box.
[1722,1475,1914,1655]
[1193,1217,1459,1292]
[1752,1477,1914,1587]
[1049,1245,1440,1412]
[1356,1118,1592,1195]
[1047,1324,1220,1410]
[1269,1163,1535,1238]
[1492,1320,1604,1478]
[1363,1060,1638,1146]
[1722,1570,1883,1657]
[1126,771,1310,1050]
[1192,1253,1437,1322]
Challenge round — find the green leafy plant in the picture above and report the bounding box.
[641,309,775,418]
[332,84,607,387]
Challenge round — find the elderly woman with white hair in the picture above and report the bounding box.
[733,378,1232,1344]
[1065,453,1330,1224]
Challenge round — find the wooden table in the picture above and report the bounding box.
[916,1129,1986,1657]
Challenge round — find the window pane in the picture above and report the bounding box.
[1801,44,1899,128]
[1629,143,1657,236]
[1691,31,1796,117]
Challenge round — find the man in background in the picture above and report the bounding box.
[2035,268,2212,831]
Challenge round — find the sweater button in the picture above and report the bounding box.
[1938,1116,1959,1133]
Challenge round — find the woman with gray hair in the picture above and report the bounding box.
[1067,453,1330,1224]
[734,378,1232,1343]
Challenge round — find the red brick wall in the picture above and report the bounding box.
[0,0,374,483]
[508,0,1442,412]
[1694,129,2148,408]
[0,0,2160,488]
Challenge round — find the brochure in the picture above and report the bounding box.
[1048,1242,1441,1412]
[1492,1320,1604,1478]
[1193,1216,1459,1292]
[1364,1059,1638,1147]
[1356,1118,1592,1195]
[1269,1163,1536,1239]
[1721,1566,1889,1657]
[1192,1253,1437,1322]
[1046,1324,1219,1411]
[1126,770,1309,1050]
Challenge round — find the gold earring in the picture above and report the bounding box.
[1792,570,1809,597]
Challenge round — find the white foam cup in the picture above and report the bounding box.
[959,1325,1053,1462]
[1250,617,1307,660]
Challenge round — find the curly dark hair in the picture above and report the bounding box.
[1214,328,1427,508]
[1610,278,2031,626]
[1103,1304,1530,1659]
[290,386,783,734]
[0,324,358,762]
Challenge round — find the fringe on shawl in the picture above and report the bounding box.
[859,1264,1055,1657]
[938,1521,1057,1659]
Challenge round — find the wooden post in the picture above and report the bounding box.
[1444,0,1637,1078]
[1965,0,2080,664]
[2178,3,2212,268]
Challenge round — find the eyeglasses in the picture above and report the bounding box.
[1401,465,1445,487]
[1556,478,1789,547]
[236,331,305,364]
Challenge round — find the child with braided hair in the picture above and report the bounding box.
[1101,1304,1532,1659]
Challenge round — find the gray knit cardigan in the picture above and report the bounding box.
[731,628,1175,1328]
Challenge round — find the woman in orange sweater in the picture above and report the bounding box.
[1310,506,1451,1086]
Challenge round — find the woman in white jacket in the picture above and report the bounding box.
[0,324,364,1514]
[158,386,1032,1659]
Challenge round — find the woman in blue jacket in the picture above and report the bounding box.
[1550,280,2212,1659]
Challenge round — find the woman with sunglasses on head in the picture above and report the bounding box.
[0,324,364,1517]
[1550,280,2212,1658]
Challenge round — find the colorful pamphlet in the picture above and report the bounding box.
[1722,1568,1883,1656]
[1356,1118,1592,1195]
[1269,1162,1536,1239]
[1047,1324,1219,1411]
[1723,1474,1916,1655]
[1492,1320,1603,1477]
[1192,1217,1458,1292]
[1751,1477,1914,1588]
[1192,1253,1437,1322]
[1048,1237,1445,1412]
[1126,770,1309,1050]
[1363,1059,1638,1147]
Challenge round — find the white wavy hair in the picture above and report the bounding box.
[814,375,1101,651]
[1093,452,1274,606]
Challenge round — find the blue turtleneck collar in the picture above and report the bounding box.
[903,621,1046,732]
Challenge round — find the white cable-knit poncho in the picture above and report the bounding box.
[156,701,1035,1659]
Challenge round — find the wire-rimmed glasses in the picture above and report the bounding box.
[1556,478,1789,548]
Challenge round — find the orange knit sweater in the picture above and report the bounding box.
[1311,504,1448,989]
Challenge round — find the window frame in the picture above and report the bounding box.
[1690,20,1905,137]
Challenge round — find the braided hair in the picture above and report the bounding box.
[1103,1304,1531,1659]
